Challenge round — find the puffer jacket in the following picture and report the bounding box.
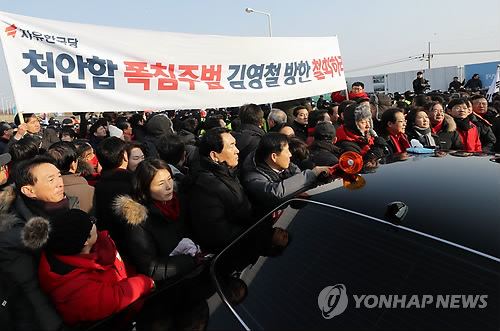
[470,114,496,153]
[0,186,79,330]
[186,156,254,253]
[430,114,463,150]
[232,124,265,167]
[309,140,341,166]
[38,231,153,326]
[112,196,195,283]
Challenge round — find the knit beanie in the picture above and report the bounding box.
[313,122,336,141]
[146,115,174,137]
[22,209,94,255]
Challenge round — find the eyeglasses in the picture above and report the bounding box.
[90,216,97,225]
[429,109,444,114]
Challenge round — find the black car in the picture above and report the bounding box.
[207,152,500,330]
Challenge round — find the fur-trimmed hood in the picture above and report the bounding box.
[0,185,19,233]
[21,216,51,249]
[0,184,16,215]
[442,114,457,133]
[112,195,148,226]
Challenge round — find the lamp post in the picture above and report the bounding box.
[245,8,272,37]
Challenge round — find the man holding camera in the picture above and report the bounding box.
[413,71,430,94]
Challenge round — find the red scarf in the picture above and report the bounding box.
[90,154,99,169]
[336,125,374,156]
[431,120,443,134]
[389,133,411,153]
[348,91,368,100]
[331,91,368,103]
[153,194,180,221]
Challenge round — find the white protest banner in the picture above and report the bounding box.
[0,11,346,113]
[486,65,499,102]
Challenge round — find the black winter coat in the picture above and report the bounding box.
[310,140,341,166]
[430,114,463,150]
[470,114,496,153]
[412,77,428,94]
[88,134,104,150]
[186,156,253,253]
[143,134,160,158]
[112,196,194,283]
[94,169,133,248]
[232,124,265,167]
[291,121,308,142]
[131,124,147,143]
[0,137,8,154]
[178,129,198,146]
[379,132,410,156]
[0,186,79,331]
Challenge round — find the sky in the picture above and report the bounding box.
[1,0,499,104]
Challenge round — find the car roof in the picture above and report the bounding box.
[307,152,500,259]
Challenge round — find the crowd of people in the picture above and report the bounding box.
[0,82,499,330]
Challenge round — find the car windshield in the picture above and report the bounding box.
[212,200,499,330]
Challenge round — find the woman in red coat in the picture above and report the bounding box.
[23,209,154,326]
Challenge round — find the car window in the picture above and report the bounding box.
[212,200,499,330]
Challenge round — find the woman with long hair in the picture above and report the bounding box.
[113,158,198,283]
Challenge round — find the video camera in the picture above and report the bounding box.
[423,79,431,91]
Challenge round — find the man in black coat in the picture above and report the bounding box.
[464,74,483,90]
[241,133,330,218]
[231,104,266,167]
[448,76,462,91]
[94,137,133,251]
[186,127,254,253]
[0,157,79,330]
[412,71,430,95]
[143,114,174,158]
[310,122,342,166]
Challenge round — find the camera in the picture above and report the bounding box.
[423,79,431,90]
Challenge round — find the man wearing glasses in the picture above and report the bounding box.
[331,81,368,103]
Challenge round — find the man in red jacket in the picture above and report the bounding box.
[22,209,154,326]
[331,81,368,103]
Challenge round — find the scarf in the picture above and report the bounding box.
[454,117,471,131]
[348,91,368,100]
[22,195,70,219]
[413,126,437,147]
[389,133,411,153]
[336,125,374,156]
[431,120,443,134]
[153,193,180,221]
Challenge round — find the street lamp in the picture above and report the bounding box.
[245,7,272,37]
